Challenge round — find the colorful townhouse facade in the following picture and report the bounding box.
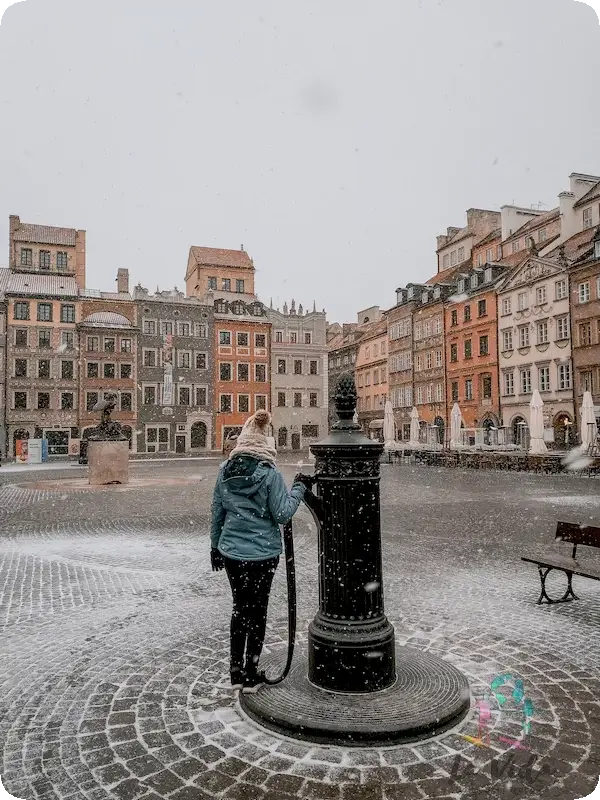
[387,286,420,440]
[327,323,360,429]
[355,317,388,437]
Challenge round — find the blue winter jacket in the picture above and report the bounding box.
[211,455,306,561]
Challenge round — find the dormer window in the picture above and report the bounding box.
[396,290,404,305]
[215,300,227,313]
[595,240,600,259]
[457,279,465,294]
[433,287,441,299]
[407,287,414,299]
[232,302,244,315]
[484,267,492,283]
[422,291,429,303]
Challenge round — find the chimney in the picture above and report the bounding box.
[241,244,244,251]
[117,268,129,294]
[9,215,20,269]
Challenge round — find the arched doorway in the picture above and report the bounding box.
[481,417,497,446]
[191,421,207,449]
[553,412,573,450]
[512,416,529,449]
[13,428,30,457]
[291,432,301,450]
[278,427,288,448]
[434,416,445,445]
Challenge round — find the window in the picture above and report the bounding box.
[443,254,450,269]
[14,301,30,320]
[195,387,207,406]
[255,395,267,410]
[579,322,592,346]
[14,392,27,409]
[104,338,115,352]
[255,364,266,382]
[470,274,478,290]
[464,339,472,359]
[517,292,529,312]
[119,338,131,353]
[216,301,227,314]
[57,251,68,270]
[501,297,511,316]
[451,310,458,326]
[309,392,318,407]
[450,250,457,266]
[579,281,590,303]
[539,366,550,392]
[479,335,489,356]
[208,277,217,290]
[236,279,245,293]
[37,392,50,409]
[557,316,570,340]
[373,344,379,357]
[219,331,231,346]
[143,349,157,367]
[478,299,487,317]
[143,319,156,335]
[310,360,318,375]
[357,373,364,388]
[276,358,287,376]
[220,363,232,381]
[38,329,51,348]
[450,344,458,363]
[38,360,50,379]
[62,331,74,350]
[121,363,132,379]
[555,279,567,300]
[178,351,191,368]
[196,352,207,369]
[512,240,520,254]
[238,394,250,413]
[583,208,593,229]
[294,392,302,408]
[538,228,547,243]
[294,359,303,375]
[465,379,473,400]
[238,363,249,381]
[374,368,380,384]
[277,392,286,407]
[39,250,51,270]
[61,361,74,379]
[426,353,433,370]
[520,368,532,394]
[558,363,571,390]
[237,332,249,347]
[86,392,99,411]
[304,332,312,344]
[486,248,494,263]
[220,394,232,412]
[503,372,514,396]
[15,329,27,347]
[290,331,298,343]
[195,323,208,338]
[121,392,133,411]
[433,317,442,335]
[482,375,492,399]
[451,381,459,402]
[581,371,594,393]
[20,248,32,266]
[15,358,28,377]
[464,306,471,322]
[161,322,173,336]
[535,286,547,305]
[255,333,266,348]
[502,329,513,351]
[222,278,231,291]
[518,326,530,348]
[434,350,442,368]
[435,383,443,402]
[275,331,283,343]
[61,392,74,410]
[536,320,549,344]
[37,303,52,322]
[143,386,156,405]
[87,336,99,351]
[60,304,75,323]
[457,279,465,294]
[87,362,99,378]
[457,247,465,262]
[597,277,600,299]
[103,363,115,379]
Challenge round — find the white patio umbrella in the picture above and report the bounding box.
[409,407,420,446]
[450,403,463,450]
[580,391,596,449]
[383,400,396,447]
[528,390,547,454]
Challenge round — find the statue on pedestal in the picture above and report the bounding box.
[89,392,127,441]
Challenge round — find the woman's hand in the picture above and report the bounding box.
[211,548,225,572]
[294,473,315,489]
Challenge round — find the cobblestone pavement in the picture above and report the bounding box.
[1,462,599,800]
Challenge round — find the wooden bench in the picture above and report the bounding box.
[521,521,600,604]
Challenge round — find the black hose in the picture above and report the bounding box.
[263,520,296,685]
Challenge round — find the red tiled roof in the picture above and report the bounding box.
[473,228,501,248]
[509,208,559,239]
[0,267,10,295]
[545,228,598,262]
[497,250,529,269]
[573,179,600,209]
[426,257,471,285]
[189,246,254,269]
[12,222,77,246]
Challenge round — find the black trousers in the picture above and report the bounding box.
[224,556,279,673]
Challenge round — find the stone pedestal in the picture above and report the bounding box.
[88,440,129,485]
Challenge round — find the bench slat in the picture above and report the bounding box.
[521,554,600,581]
[556,521,600,549]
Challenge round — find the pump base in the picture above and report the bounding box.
[239,645,470,747]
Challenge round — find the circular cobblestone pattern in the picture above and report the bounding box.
[1,461,599,800]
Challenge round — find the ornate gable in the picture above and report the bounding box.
[498,257,565,293]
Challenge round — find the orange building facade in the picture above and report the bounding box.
[445,264,506,431]
[355,319,388,437]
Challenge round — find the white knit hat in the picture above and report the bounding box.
[228,409,277,462]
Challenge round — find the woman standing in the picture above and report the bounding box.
[211,409,309,693]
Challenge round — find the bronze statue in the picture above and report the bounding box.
[89,392,126,441]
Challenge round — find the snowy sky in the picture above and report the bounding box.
[1,0,599,321]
